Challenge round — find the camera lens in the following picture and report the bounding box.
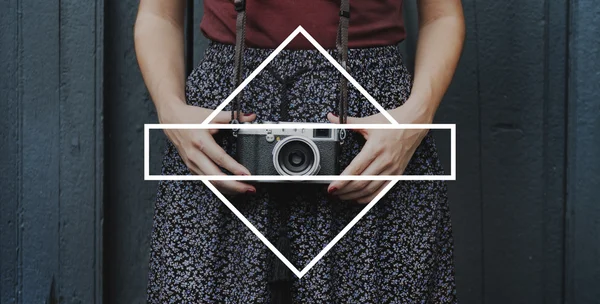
[289,151,305,166]
[273,136,321,176]
[280,142,312,173]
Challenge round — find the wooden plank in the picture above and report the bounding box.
[19,0,61,302]
[541,0,569,302]
[403,1,485,302]
[193,0,211,67]
[57,0,103,303]
[0,0,20,302]
[185,0,194,75]
[400,0,419,73]
[103,0,159,302]
[434,1,484,302]
[94,1,105,302]
[402,1,484,302]
[475,0,565,302]
[566,0,600,302]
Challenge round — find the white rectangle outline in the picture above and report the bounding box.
[142,26,458,278]
[144,123,456,181]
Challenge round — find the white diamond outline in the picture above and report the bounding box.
[144,26,457,181]
[200,26,399,125]
[144,26,457,278]
[202,178,399,278]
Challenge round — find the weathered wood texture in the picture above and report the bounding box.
[102,0,160,303]
[1,0,599,303]
[565,0,600,303]
[0,0,104,303]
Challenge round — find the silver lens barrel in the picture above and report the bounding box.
[272,136,321,176]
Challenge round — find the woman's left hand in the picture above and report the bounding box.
[326,102,431,204]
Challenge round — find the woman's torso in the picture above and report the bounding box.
[200,0,406,49]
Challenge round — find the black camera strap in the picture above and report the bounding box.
[230,0,350,124]
[230,1,350,302]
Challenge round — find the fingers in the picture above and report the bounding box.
[238,112,257,123]
[192,134,251,176]
[334,154,388,201]
[327,112,369,139]
[207,112,256,136]
[334,156,392,203]
[187,149,256,195]
[355,181,390,204]
[208,111,234,123]
[327,144,376,193]
[209,179,256,196]
[334,156,387,196]
[337,180,385,201]
[183,154,205,176]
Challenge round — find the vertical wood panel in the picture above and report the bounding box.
[399,3,488,304]
[0,0,20,302]
[541,0,568,302]
[3,0,597,302]
[193,0,211,67]
[433,0,484,302]
[103,0,159,302]
[58,0,103,303]
[20,0,61,302]
[400,0,418,73]
[192,0,210,70]
[95,1,105,302]
[566,0,600,302]
[476,0,550,302]
[0,1,104,303]
[403,1,485,303]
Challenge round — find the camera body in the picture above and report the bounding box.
[236,122,341,183]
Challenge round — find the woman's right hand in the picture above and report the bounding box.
[159,103,257,195]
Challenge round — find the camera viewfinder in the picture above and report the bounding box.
[313,129,331,138]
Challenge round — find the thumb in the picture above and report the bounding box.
[326,112,360,124]
[326,112,368,138]
[206,111,256,135]
[209,111,256,124]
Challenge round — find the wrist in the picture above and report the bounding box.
[393,96,438,124]
[156,98,187,124]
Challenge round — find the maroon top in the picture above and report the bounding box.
[200,0,406,49]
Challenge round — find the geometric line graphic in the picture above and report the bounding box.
[144,26,457,277]
[144,123,456,181]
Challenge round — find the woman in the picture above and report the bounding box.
[135,0,464,302]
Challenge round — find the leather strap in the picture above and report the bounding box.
[337,0,350,124]
[232,0,247,123]
[230,2,350,302]
[230,0,350,124]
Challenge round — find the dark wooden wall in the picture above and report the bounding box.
[0,0,104,303]
[1,0,599,303]
[565,1,600,302]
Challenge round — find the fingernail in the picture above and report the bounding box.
[331,113,338,117]
[244,113,254,116]
[246,189,256,194]
[328,187,337,194]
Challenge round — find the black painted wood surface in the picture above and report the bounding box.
[566,1,600,303]
[1,0,598,303]
[0,0,104,303]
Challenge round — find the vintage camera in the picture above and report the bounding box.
[235,122,342,182]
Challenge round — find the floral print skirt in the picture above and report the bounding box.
[147,41,457,303]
